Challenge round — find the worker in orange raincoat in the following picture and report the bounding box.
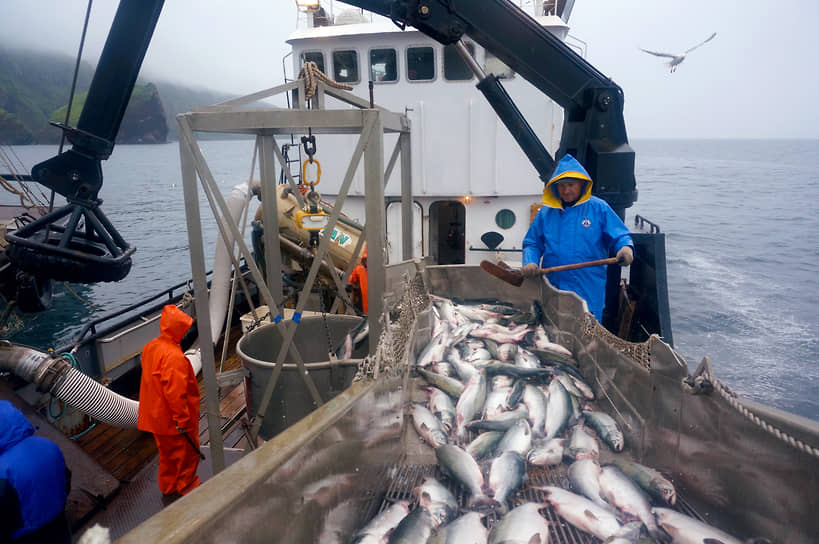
[137,304,200,503]
[348,246,368,313]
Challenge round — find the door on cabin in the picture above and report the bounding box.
[429,201,465,265]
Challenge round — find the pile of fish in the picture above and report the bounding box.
[350,294,744,544]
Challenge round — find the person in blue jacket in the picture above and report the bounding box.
[522,154,634,321]
[0,400,71,543]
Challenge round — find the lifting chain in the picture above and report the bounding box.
[319,283,335,357]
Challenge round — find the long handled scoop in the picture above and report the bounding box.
[480,257,619,287]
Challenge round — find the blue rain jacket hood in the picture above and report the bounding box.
[0,400,67,539]
[524,155,633,320]
[542,154,593,209]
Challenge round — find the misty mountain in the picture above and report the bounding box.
[0,47,236,145]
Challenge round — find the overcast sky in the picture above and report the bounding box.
[2,0,817,139]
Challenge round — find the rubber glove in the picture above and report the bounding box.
[521,262,540,278]
[616,246,634,266]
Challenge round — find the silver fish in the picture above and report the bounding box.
[496,418,532,456]
[514,347,541,369]
[483,386,511,419]
[652,507,742,544]
[414,477,457,528]
[455,303,505,323]
[465,430,504,460]
[609,459,676,506]
[568,458,609,509]
[538,486,622,540]
[487,502,550,544]
[417,368,464,399]
[469,323,530,344]
[417,327,451,368]
[455,371,487,441]
[446,347,479,381]
[431,361,456,377]
[428,511,488,544]
[466,409,528,433]
[496,343,518,362]
[410,403,448,448]
[387,505,435,544]
[522,384,548,437]
[351,500,411,544]
[544,379,573,439]
[488,450,526,512]
[567,424,600,460]
[466,348,492,363]
[435,444,495,509]
[569,373,595,400]
[527,438,565,467]
[428,387,456,434]
[583,410,624,452]
[598,465,660,538]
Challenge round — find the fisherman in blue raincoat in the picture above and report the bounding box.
[0,400,71,543]
[522,154,634,321]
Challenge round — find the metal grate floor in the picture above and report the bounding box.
[359,459,704,543]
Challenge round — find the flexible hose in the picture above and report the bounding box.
[0,342,139,429]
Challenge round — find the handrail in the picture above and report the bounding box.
[60,262,251,352]
[634,214,662,234]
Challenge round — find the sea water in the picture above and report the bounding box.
[2,139,817,421]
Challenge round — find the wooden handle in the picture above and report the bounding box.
[539,257,619,275]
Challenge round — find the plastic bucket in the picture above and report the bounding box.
[237,315,366,439]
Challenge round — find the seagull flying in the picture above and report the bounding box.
[640,32,717,72]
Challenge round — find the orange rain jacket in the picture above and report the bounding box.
[349,247,368,313]
[137,305,198,435]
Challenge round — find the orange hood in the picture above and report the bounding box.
[159,305,193,344]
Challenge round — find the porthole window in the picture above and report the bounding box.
[495,209,516,229]
[407,46,435,81]
[301,51,325,73]
[333,50,359,83]
[443,42,474,81]
[370,48,397,82]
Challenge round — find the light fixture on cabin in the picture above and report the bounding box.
[295,0,321,12]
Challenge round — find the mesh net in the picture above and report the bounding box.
[354,273,429,382]
[582,313,652,370]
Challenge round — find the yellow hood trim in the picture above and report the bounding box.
[542,171,593,209]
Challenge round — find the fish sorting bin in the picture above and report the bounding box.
[237,315,367,439]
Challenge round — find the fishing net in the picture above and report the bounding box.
[354,272,428,382]
[582,313,652,371]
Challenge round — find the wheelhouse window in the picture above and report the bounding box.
[370,48,398,82]
[406,46,435,81]
[301,51,325,73]
[333,50,359,83]
[484,50,515,79]
[443,42,474,81]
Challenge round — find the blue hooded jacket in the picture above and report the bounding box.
[0,401,67,540]
[522,154,633,320]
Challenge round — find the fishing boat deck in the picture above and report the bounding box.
[53,328,254,539]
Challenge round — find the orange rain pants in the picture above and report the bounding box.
[138,305,200,496]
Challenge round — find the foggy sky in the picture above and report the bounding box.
[1,0,817,139]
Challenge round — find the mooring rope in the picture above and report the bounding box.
[297,61,353,101]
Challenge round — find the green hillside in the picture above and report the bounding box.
[0,47,234,145]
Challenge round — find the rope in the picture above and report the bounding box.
[707,371,819,459]
[297,61,353,100]
[684,356,819,458]
[61,282,104,311]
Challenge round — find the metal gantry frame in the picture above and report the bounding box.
[177,79,411,472]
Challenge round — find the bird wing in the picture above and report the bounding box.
[685,32,717,54]
[639,48,676,59]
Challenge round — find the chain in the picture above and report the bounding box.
[319,284,335,356]
[246,310,271,334]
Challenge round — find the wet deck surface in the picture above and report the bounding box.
[70,344,252,539]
